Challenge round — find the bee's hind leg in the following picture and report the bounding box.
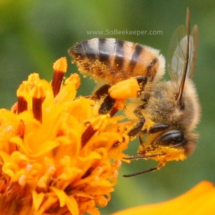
[95,77,148,116]
[99,94,116,115]
[90,84,116,115]
[91,84,111,100]
[135,77,148,95]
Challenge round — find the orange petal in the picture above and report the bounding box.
[51,187,79,215]
[112,181,215,215]
[32,191,45,211]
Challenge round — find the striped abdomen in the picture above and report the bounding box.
[68,38,164,84]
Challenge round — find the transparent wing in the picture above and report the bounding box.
[189,25,198,78]
[167,24,198,82]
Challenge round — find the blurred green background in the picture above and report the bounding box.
[0,0,215,214]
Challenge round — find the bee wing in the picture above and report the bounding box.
[167,24,198,82]
[168,9,198,107]
[189,25,198,79]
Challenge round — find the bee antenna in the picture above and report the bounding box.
[123,167,158,177]
[176,8,191,107]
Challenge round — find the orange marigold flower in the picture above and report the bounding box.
[0,57,129,215]
[112,181,215,215]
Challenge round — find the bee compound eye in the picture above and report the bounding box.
[154,130,187,147]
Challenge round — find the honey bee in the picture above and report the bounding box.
[68,9,201,176]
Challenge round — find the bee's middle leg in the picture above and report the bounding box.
[128,104,146,137]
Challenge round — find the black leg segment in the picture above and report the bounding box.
[149,123,169,134]
[99,95,116,114]
[92,84,111,100]
[128,104,146,137]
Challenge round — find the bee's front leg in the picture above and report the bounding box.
[148,123,169,133]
